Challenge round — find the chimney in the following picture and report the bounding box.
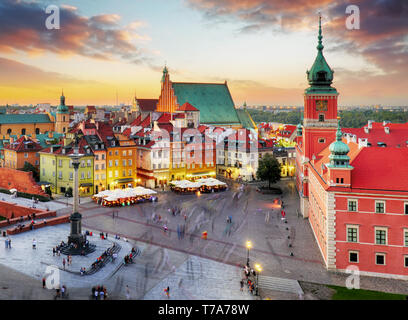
[364,127,370,134]
[367,120,373,129]
[384,127,390,134]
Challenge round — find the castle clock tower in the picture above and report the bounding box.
[297,15,339,218]
[303,15,338,161]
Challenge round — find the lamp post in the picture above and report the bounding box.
[255,263,262,296]
[246,240,252,267]
[67,142,85,248]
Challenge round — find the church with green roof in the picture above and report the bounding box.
[156,67,256,129]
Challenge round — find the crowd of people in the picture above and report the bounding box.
[241,265,258,295]
[90,243,117,270]
[91,286,108,300]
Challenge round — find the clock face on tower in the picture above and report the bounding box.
[316,99,328,111]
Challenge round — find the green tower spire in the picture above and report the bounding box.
[57,90,69,113]
[161,64,168,82]
[305,14,337,94]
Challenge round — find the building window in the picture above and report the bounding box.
[81,172,85,179]
[123,151,126,156]
[128,159,132,166]
[69,172,73,180]
[115,151,118,156]
[404,230,408,247]
[109,160,112,167]
[21,128,26,135]
[101,164,105,170]
[58,171,62,179]
[318,138,325,143]
[115,160,118,167]
[35,128,40,134]
[24,153,28,158]
[128,169,132,176]
[122,159,126,166]
[347,226,358,243]
[405,203,408,214]
[108,171,112,178]
[128,150,132,156]
[348,200,357,212]
[115,170,118,177]
[349,251,359,263]
[318,114,324,122]
[375,228,387,245]
[405,256,408,268]
[7,128,11,134]
[95,174,99,181]
[95,155,99,161]
[375,201,385,213]
[87,171,91,178]
[87,160,92,167]
[375,253,386,265]
[95,164,99,171]
[102,154,105,160]
[122,170,126,177]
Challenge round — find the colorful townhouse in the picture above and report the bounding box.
[39,136,94,196]
[295,17,408,279]
[3,135,42,169]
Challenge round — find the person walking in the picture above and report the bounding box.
[52,247,56,256]
[265,211,270,224]
[8,238,11,249]
[42,277,46,289]
[5,238,8,249]
[240,279,244,292]
[125,285,130,300]
[164,286,170,299]
[62,258,66,270]
[61,285,65,298]
[32,238,37,249]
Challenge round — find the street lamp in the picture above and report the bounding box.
[246,240,252,266]
[255,263,262,296]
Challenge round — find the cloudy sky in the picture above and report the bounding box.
[0,0,406,106]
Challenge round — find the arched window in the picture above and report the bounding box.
[35,128,40,134]
[318,114,325,122]
[21,128,26,135]
[7,128,11,134]
[63,116,66,122]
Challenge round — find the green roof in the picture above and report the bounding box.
[35,133,64,148]
[172,82,241,125]
[236,108,256,129]
[305,16,337,95]
[0,114,52,124]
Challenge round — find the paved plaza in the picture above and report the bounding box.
[1,179,408,299]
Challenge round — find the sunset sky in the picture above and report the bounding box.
[0,0,406,106]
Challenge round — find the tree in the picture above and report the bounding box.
[256,153,281,188]
[20,162,40,181]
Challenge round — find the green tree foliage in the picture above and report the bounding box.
[256,153,281,188]
[19,161,39,181]
[248,109,408,128]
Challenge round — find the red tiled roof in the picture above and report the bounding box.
[130,115,142,126]
[136,99,158,112]
[157,113,172,123]
[343,122,408,147]
[4,136,42,152]
[350,147,408,191]
[140,114,151,127]
[177,102,199,112]
[122,128,132,137]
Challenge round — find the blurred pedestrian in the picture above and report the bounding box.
[62,258,66,270]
